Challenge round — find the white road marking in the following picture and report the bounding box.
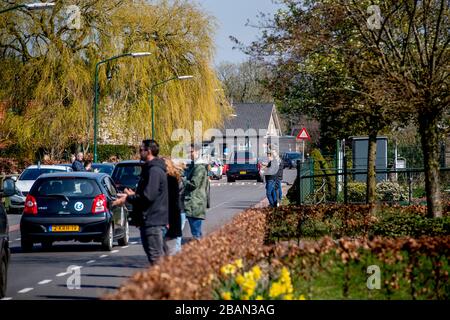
[99,254,108,258]
[111,250,119,253]
[130,242,138,245]
[18,288,34,294]
[38,279,52,285]
[56,272,69,277]
[1,297,13,300]
[15,238,21,241]
[121,246,129,249]
[86,260,96,264]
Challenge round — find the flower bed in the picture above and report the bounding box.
[106,203,449,300]
[105,208,269,300]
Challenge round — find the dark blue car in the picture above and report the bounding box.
[20,172,129,252]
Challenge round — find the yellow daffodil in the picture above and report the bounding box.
[234,259,243,269]
[220,264,237,276]
[221,291,232,300]
[298,294,306,300]
[251,265,262,280]
[235,274,245,286]
[256,295,264,300]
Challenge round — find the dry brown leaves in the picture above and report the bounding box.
[104,208,269,300]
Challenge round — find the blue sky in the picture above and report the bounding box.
[197,0,281,65]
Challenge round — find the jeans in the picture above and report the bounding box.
[175,213,186,253]
[187,216,203,240]
[140,225,166,265]
[265,179,278,207]
[276,179,283,202]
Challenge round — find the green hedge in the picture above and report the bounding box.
[97,145,137,162]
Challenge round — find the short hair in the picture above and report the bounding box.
[142,139,159,157]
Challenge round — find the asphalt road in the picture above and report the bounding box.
[3,169,296,300]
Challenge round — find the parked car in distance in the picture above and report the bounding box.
[0,178,16,297]
[111,161,143,192]
[20,172,129,252]
[282,152,303,169]
[16,165,73,197]
[91,163,115,176]
[1,174,24,214]
[226,151,263,183]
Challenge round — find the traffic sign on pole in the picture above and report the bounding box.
[296,127,311,141]
[296,128,311,162]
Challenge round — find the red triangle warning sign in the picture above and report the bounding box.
[296,128,311,140]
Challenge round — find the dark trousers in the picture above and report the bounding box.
[140,225,166,265]
[265,179,278,207]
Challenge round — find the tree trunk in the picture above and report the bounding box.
[366,130,378,207]
[418,114,443,218]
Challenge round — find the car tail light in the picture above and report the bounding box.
[24,195,38,215]
[91,194,107,214]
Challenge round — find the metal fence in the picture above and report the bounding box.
[295,160,450,206]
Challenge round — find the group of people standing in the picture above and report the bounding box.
[111,140,208,266]
[262,149,284,208]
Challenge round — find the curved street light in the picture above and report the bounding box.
[93,52,151,162]
[0,2,55,14]
[150,75,194,139]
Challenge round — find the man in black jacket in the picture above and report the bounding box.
[113,140,169,265]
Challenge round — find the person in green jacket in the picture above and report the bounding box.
[184,143,208,240]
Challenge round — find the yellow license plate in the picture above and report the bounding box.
[240,171,247,175]
[50,225,80,232]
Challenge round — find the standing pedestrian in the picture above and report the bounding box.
[263,151,280,208]
[184,144,208,240]
[174,160,187,253]
[112,140,168,265]
[274,150,284,206]
[72,152,85,172]
[162,157,182,256]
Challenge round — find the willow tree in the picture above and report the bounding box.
[0,0,228,159]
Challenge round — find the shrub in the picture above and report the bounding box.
[347,182,366,202]
[97,145,136,162]
[376,181,408,202]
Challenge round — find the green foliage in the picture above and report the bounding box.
[376,181,408,202]
[97,145,136,162]
[347,182,366,203]
[372,214,450,238]
[265,204,450,242]
[0,0,229,160]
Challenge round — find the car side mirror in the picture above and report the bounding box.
[2,178,16,197]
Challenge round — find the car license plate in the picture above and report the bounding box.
[50,225,80,232]
[240,171,247,175]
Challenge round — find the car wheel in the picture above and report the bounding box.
[21,238,33,253]
[0,253,7,298]
[118,220,129,246]
[41,240,53,251]
[227,176,235,183]
[101,224,114,251]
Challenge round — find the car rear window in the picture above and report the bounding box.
[112,165,142,187]
[92,165,114,175]
[32,178,100,197]
[19,168,67,181]
[231,152,257,164]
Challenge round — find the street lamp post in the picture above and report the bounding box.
[0,2,55,14]
[93,52,151,162]
[150,75,193,139]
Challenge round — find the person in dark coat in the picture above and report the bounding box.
[162,157,182,256]
[72,152,86,172]
[113,140,169,265]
